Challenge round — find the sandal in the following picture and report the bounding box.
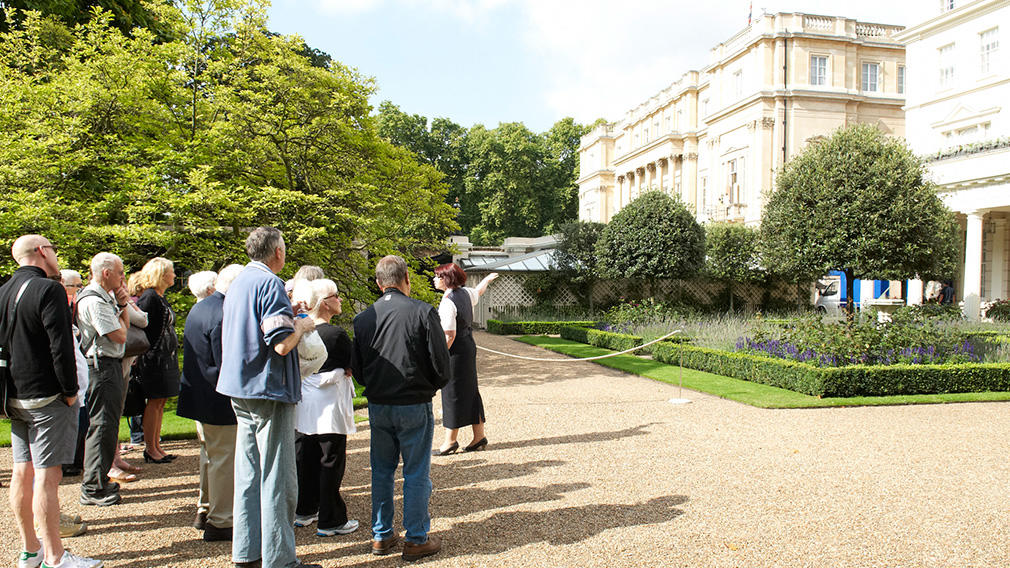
[108,469,138,483]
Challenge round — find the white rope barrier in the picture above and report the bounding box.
[474,329,683,362]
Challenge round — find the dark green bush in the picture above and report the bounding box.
[984,299,1010,322]
[486,320,597,335]
[650,342,1010,397]
[560,325,644,353]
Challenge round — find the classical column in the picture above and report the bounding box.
[993,218,1007,302]
[625,172,634,206]
[963,211,985,320]
[615,175,625,218]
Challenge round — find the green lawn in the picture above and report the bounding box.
[517,336,1010,409]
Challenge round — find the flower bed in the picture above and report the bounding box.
[486,319,597,335]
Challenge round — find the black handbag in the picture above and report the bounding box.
[124,326,150,358]
[122,372,146,417]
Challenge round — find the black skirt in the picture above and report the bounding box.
[440,333,484,429]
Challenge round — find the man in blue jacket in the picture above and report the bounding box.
[351,255,451,562]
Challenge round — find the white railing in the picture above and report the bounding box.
[856,24,897,38]
[804,16,833,31]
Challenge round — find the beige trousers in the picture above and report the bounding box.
[195,422,237,528]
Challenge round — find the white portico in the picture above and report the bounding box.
[897,0,1010,319]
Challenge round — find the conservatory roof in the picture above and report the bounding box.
[460,248,558,272]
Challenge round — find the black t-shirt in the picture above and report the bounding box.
[317,322,352,373]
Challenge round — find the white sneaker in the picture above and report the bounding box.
[17,546,43,568]
[316,519,359,536]
[41,550,103,568]
[293,513,318,527]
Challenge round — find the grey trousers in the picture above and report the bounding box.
[82,356,124,497]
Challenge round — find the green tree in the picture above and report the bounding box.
[704,222,763,312]
[760,123,959,317]
[0,3,457,307]
[595,191,705,287]
[1,0,168,36]
[555,220,605,306]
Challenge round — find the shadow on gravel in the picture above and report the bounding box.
[433,482,591,519]
[489,423,658,452]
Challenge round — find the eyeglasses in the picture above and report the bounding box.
[324,294,340,301]
[37,244,58,254]
[65,283,84,288]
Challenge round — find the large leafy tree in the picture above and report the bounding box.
[760,123,959,316]
[704,222,763,312]
[595,191,705,286]
[555,220,605,306]
[0,2,457,306]
[0,0,168,35]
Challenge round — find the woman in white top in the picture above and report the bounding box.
[291,278,359,537]
[432,265,498,455]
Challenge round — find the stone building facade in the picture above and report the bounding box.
[897,0,1010,318]
[578,12,907,226]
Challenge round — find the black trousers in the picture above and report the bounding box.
[82,357,124,496]
[295,432,348,529]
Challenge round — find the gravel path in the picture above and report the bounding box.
[3,331,1010,567]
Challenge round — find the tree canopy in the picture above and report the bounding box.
[0,1,456,305]
[595,191,705,282]
[760,123,959,313]
[376,102,588,245]
[704,222,763,311]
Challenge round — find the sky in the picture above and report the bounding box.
[268,0,926,133]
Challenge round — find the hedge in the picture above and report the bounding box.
[650,342,1010,397]
[486,320,597,335]
[560,325,645,353]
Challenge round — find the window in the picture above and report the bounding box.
[664,115,672,133]
[938,44,955,88]
[810,55,828,85]
[861,62,880,92]
[898,65,906,94]
[941,0,955,12]
[981,28,999,75]
[726,157,745,203]
[702,98,710,117]
[733,70,744,97]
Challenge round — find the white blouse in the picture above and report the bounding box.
[437,286,479,332]
[296,369,357,436]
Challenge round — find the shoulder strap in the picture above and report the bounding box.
[0,279,34,345]
[74,288,107,355]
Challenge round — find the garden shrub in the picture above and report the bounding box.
[486,320,597,335]
[560,326,644,353]
[651,342,1010,397]
[985,299,1010,322]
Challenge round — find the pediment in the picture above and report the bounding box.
[931,103,1001,130]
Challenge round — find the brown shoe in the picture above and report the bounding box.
[194,510,208,530]
[402,535,441,561]
[203,521,233,542]
[372,533,399,556]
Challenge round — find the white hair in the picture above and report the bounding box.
[60,269,82,283]
[215,264,245,295]
[291,278,338,316]
[188,271,217,301]
[90,252,122,277]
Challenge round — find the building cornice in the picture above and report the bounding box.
[576,170,616,185]
[895,0,1009,43]
[613,133,689,167]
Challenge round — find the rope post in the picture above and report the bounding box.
[668,342,691,405]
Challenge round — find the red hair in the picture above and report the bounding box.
[434,263,466,288]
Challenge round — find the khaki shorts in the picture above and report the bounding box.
[10,398,77,468]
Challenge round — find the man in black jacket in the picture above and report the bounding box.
[1,234,102,568]
[351,255,450,562]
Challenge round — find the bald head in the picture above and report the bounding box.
[12,235,49,263]
[11,234,59,276]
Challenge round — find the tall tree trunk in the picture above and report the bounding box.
[845,268,856,322]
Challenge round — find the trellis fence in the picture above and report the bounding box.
[465,270,809,329]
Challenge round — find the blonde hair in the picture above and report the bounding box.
[126,272,144,296]
[135,257,174,293]
[291,279,338,317]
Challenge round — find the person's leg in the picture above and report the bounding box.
[82,359,124,498]
[152,398,167,455]
[471,421,485,444]
[368,404,399,542]
[295,433,321,518]
[397,402,434,544]
[316,433,348,529]
[128,414,144,446]
[439,427,459,452]
[203,423,237,528]
[10,415,41,558]
[35,465,66,566]
[231,399,262,564]
[194,422,211,522]
[142,398,165,459]
[253,399,297,568]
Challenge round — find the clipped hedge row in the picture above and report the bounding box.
[486,320,597,335]
[650,342,1010,397]
[560,326,645,353]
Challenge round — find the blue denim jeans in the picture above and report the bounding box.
[231,398,298,567]
[368,402,434,544]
